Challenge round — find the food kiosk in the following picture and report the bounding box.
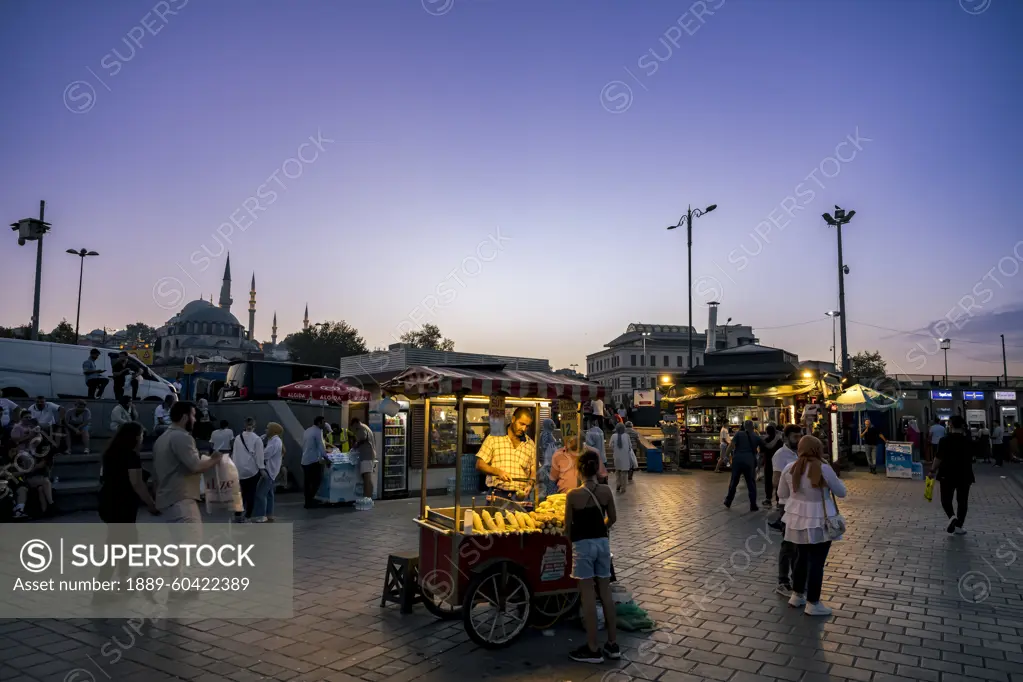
[381,365,605,649]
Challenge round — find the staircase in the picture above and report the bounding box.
[51,445,156,512]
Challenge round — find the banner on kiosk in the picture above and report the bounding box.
[885,441,914,479]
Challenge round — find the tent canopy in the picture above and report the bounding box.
[829,383,896,412]
[381,365,605,401]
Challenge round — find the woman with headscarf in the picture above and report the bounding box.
[625,422,641,481]
[584,424,609,484]
[724,420,763,511]
[539,418,558,467]
[253,422,284,522]
[777,435,847,616]
[610,422,634,493]
[760,424,784,508]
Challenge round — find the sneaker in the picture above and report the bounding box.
[603,642,621,660]
[788,592,807,608]
[750,505,760,512]
[13,510,28,520]
[954,527,967,535]
[946,518,957,534]
[762,500,772,508]
[723,501,731,509]
[775,583,792,596]
[232,516,248,524]
[569,645,604,664]
[251,516,267,523]
[83,448,90,454]
[804,601,833,616]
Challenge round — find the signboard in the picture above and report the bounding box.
[539,545,567,582]
[995,391,1017,401]
[127,348,154,365]
[963,390,985,401]
[183,354,196,375]
[634,390,656,407]
[885,441,914,479]
[930,390,953,400]
[488,396,506,436]
[559,399,579,444]
[674,403,688,436]
[966,409,986,425]
[829,411,839,463]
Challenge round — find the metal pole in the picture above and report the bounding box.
[831,315,837,369]
[74,254,84,344]
[943,349,949,387]
[1002,334,1008,386]
[31,200,45,340]
[686,206,694,465]
[836,222,850,375]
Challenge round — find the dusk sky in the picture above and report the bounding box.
[2,0,1021,378]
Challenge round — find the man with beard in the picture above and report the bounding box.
[153,401,222,523]
[476,406,536,502]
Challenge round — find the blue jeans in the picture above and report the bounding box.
[253,476,275,518]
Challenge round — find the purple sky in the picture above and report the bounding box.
[2,0,1022,378]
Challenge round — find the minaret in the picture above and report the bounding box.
[218,253,233,310]
[247,273,256,341]
[303,304,309,330]
[271,312,278,347]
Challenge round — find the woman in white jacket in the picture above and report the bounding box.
[609,422,634,493]
[777,435,846,616]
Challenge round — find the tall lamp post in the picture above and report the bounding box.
[825,311,840,369]
[667,204,718,373]
[67,249,100,344]
[940,338,951,386]
[822,206,855,375]
[640,331,651,389]
[9,200,51,340]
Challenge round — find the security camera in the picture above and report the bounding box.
[17,237,25,246]
[843,265,850,275]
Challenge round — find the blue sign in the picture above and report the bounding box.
[930,390,953,400]
[885,441,914,479]
[963,390,985,401]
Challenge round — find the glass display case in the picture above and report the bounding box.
[463,404,490,454]
[687,406,728,465]
[429,403,459,467]
[382,412,408,496]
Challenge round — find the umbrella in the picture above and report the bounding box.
[277,378,370,403]
[830,384,896,412]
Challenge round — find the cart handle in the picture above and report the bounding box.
[413,517,454,536]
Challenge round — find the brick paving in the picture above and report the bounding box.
[2,467,1023,682]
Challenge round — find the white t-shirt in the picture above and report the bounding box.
[154,405,172,428]
[772,445,798,477]
[928,423,946,445]
[719,427,731,450]
[29,402,61,426]
[0,398,18,427]
[211,428,235,451]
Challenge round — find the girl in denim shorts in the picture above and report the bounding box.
[564,450,619,664]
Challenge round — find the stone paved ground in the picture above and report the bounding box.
[3,466,1023,682]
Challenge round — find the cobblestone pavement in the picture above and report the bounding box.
[3,466,1023,682]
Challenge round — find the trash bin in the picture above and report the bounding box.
[646,448,663,473]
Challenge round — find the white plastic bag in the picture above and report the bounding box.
[204,454,242,514]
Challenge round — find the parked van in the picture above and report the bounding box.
[0,338,177,401]
[220,360,339,401]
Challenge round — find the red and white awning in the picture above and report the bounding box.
[382,366,605,402]
[277,378,371,403]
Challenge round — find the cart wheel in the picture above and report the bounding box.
[529,591,580,626]
[419,572,464,620]
[462,564,532,649]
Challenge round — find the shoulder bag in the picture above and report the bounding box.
[820,486,846,540]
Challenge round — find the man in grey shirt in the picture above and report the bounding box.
[153,401,222,523]
[82,348,109,399]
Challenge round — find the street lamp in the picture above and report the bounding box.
[940,338,951,386]
[821,206,856,375]
[825,311,840,369]
[667,203,717,373]
[67,249,100,344]
[10,200,51,340]
[640,331,651,388]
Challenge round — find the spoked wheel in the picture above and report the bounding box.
[462,564,532,649]
[529,591,580,627]
[419,569,463,620]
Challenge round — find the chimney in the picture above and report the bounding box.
[706,301,720,352]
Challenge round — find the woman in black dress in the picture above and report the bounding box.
[95,422,160,595]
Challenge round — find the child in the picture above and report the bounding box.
[564,450,619,664]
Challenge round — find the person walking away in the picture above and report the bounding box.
[625,421,641,480]
[110,396,140,433]
[610,422,633,493]
[82,348,109,399]
[565,450,619,663]
[351,417,377,506]
[153,395,175,438]
[476,407,536,502]
[930,415,974,534]
[716,425,732,473]
[94,421,159,602]
[254,422,284,522]
[992,421,1005,467]
[927,417,946,463]
[861,418,887,474]
[192,398,215,450]
[761,424,784,508]
[976,423,991,464]
[152,402,222,522]
[584,424,609,484]
[778,435,846,616]
[302,416,328,508]
[724,420,762,511]
[232,417,267,520]
[64,400,91,454]
[771,425,801,594]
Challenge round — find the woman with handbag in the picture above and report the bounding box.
[777,435,847,616]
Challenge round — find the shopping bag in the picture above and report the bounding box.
[924,476,934,502]
[204,454,242,514]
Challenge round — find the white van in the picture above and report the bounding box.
[0,338,177,401]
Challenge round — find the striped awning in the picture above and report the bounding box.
[381,366,605,401]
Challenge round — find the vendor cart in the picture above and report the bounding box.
[381,365,605,649]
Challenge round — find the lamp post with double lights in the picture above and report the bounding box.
[67,248,100,344]
[666,203,718,373]
[821,206,855,375]
[940,338,951,386]
[825,311,840,369]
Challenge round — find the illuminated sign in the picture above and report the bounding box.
[930,390,953,400]
[995,391,1017,401]
[963,391,985,401]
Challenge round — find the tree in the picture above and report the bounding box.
[47,319,78,344]
[284,320,368,366]
[399,323,455,351]
[124,322,158,344]
[851,350,886,379]
[0,323,32,339]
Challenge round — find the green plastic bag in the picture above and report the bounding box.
[615,601,656,632]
